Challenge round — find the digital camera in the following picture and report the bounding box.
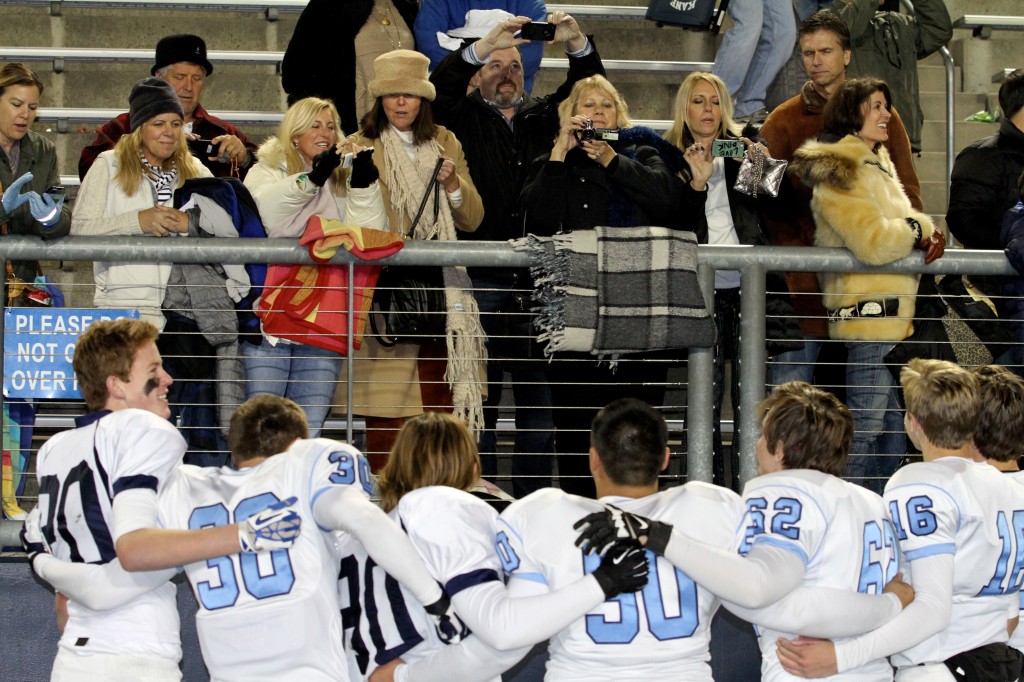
[575,119,620,143]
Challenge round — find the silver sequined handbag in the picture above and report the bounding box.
[734,148,788,198]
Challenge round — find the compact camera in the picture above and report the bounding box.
[575,119,620,143]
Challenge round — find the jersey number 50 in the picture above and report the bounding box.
[189,493,296,610]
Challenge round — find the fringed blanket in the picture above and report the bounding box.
[513,226,716,358]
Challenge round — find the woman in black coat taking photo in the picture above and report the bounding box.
[520,74,688,498]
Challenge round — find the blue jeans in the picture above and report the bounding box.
[712,0,797,117]
[795,0,835,21]
[242,338,342,438]
[768,338,823,387]
[472,274,555,498]
[844,341,906,494]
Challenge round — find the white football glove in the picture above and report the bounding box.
[238,496,302,553]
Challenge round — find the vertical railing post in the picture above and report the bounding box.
[737,263,767,486]
[686,263,715,482]
[345,261,355,445]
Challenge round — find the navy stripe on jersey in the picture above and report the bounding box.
[75,410,111,428]
[92,428,112,502]
[446,568,501,597]
[113,474,159,496]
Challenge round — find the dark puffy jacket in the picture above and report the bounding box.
[948,119,1024,252]
[520,127,688,235]
[948,119,1024,302]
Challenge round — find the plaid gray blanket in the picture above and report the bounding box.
[512,226,716,358]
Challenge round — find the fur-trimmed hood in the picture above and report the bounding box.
[255,136,290,172]
[790,134,893,193]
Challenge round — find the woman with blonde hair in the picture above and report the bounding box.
[340,411,648,681]
[73,77,210,326]
[243,95,387,436]
[347,49,485,469]
[521,73,688,498]
[664,71,780,491]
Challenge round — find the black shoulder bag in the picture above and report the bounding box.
[371,158,448,346]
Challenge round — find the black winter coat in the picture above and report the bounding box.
[281,0,418,135]
[947,118,1024,252]
[677,136,763,247]
[520,128,688,236]
[429,40,605,249]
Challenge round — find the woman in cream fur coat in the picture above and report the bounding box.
[790,78,945,492]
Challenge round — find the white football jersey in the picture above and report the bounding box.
[158,438,373,682]
[336,486,504,681]
[741,469,900,682]
[34,409,185,660]
[1004,469,1024,654]
[885,458,1024,667]
[497,484,743,682]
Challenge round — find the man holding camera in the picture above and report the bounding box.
[79,34,256,180]
[428,12,604,498]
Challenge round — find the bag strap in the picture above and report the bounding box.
[369,308,398,348]
[404,157,445,240]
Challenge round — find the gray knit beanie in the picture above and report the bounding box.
[128,77,184,131]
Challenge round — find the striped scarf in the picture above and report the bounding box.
[138,150,178,204]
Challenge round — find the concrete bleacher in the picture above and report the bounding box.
[2,0,1021,222]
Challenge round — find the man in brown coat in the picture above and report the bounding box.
[758,9,922,386]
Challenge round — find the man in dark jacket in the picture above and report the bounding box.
[430,11,604,497]
[947,70,1024,318]
[948,70,1024,256]
[79,34,256,180]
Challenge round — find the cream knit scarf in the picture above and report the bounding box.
[379,126,485,432]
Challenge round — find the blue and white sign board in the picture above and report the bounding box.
[4,308,140,399]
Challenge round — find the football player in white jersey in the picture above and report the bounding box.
[21,319,302,681]
[776,359,1024,681]
[341,412,649,682]
[572,390,911,682]
[155,395,465,681]
[973,365,1024,663]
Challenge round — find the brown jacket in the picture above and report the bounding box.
[758,81,921,338]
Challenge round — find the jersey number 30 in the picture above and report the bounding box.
[189,493,296,610]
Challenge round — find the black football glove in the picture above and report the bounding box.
[424,592,470,645]
[591,541,650,599]
[349,148,379,189]
[574,504,673,556]
[307,147,342,187]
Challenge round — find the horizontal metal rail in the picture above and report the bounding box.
[1,0,652,21]
[0,236,1015,546]
[2,47,702,79]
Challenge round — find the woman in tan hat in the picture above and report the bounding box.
[347,48,485,470]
